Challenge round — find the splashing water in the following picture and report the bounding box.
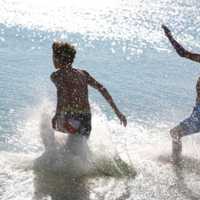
[1,0,200,199]
[34,104,136,177]
[1,99,200,200]
[0,100,137,200]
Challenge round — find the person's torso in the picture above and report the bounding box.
[196,77,200,104]
[55,67,90,113]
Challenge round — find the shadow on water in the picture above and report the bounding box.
[33,170,90,200]
[173,156,200,200]
[159,154,200,200]
[33,157,135,200]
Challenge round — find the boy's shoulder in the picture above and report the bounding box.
[74,68,90,77]
[51,68,91,81]
[50,69,63,81]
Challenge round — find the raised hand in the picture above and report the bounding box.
[116,111,127,127]
[162,24,172,38]
[162,24,186,57]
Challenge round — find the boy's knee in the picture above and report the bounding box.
[170,127,176,135]
[170,126,183,140]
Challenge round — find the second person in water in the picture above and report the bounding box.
[162,24,200,162]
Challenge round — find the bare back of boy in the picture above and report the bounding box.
[51,67,90,113]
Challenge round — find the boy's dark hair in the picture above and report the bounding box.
[52,41,76,65]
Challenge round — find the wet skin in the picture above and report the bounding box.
[51,57,127,128]
[51,67,90,113]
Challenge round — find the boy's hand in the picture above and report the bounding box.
[52,114,58,129]
[116,111,127,127]
[162,24,186,57]
[162,24,172,38]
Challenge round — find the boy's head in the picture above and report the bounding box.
[52,41,76,69]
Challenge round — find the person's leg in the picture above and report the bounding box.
[170,125,184,141]
[77,113,92,138]
[170,106,200,162]
[170,125,185,162]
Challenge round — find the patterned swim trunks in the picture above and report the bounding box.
[55,112,92,138]
[179,104,200,136]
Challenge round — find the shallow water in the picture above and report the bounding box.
[1,0,200,199]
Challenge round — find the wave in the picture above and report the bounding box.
[0,0,200,50]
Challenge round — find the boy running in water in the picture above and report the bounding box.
[162,25,200,161]
[51,41,127,138]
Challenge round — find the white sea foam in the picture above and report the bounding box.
[0,99,135,200]
[1,98,200,199]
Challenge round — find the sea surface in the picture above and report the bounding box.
[1,0,200,199]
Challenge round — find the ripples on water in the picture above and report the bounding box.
[0,0,200,199]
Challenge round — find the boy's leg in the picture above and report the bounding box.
[77,113,92,138]
[170,106,200,162]
[170,126,184,162]
[172,140,182,162]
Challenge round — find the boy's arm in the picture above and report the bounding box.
[50,71,61,128]
[50,71,61,114]
[162,25,200,63]
[83,70,127,127]
[52,100,62,129]
[50,71,58,84]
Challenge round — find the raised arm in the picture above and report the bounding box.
[83,70,127,127]
[162,25,200,63]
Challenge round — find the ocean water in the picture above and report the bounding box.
[1,0,200,199]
